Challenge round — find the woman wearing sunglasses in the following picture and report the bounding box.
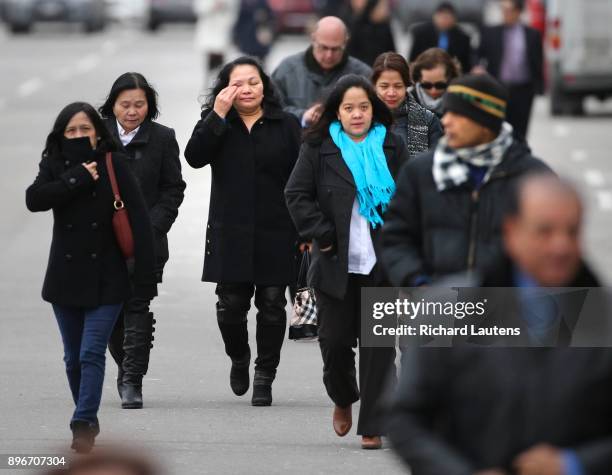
[410,47,461,119]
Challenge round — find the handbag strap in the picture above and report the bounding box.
[105,152,125,210]
[297,251,310,288]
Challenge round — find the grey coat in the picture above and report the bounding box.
[271,48,372,122]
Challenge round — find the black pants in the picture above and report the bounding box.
[506,83,536,141]
[215,283,287,375]
[108,296,154,386]
[315,273,397,436]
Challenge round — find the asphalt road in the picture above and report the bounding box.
[1,22,611,475]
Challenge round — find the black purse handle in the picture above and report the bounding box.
[297,251,311,289]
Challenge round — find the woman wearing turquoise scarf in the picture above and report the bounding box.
[285,75,409,450]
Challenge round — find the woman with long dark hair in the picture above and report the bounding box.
[285,74,408,449]
[185,56,301,406]
[26,102,156,452]
[99,72,186,410]
[372,52,442,156]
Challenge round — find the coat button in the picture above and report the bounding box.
[65,253,72,260]
[206,239,210,244]
[66,223,73,230]
[69,177,76,185]
[91,222,98,230]
[92,191,97,198]
[207,224,210,229]
[91,253,97,259]
[206,251,211,255]
[64,160,70,166]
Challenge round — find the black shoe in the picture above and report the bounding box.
[70,420,99,454]
[117,367,125,399]
[121,384,143,409]
[251,371,274,407]
[230,350,250,396]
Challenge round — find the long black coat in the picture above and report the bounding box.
[105,118,186,280]
[381,141,550,287]
[184,106,301,285]
[388,260,612,475]
[409,22,473,74]
[26,149,157,307]
[284,131,409,300]
[478,24,544,94]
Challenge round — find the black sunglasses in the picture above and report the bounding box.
[420,81,448,90]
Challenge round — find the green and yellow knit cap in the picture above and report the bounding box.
[443,74,509,134]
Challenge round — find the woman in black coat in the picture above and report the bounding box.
[284,75,409,450]
[99,73,186,410]
[185,56,301,407]
[26,102,157,453]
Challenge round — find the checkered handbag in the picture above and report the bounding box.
[289,251,318,340]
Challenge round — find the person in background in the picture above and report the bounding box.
[285,74,409,450]
[372,52,443,157]
[271,16,371,128]
[409,47,462,120]
[26,102,156,453]
[388,175,612,475]
[343,0,396,67]
[185,57,301,407]
[99,72,186,410]
[477,0,544,140]
[381,74,549,288]
[232,0,277,62]
[408,2,473,74]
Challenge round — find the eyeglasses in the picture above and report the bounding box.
[313,42,345,54]
[420,81,449,91]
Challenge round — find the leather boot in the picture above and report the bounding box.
[70,420,99,454]
[121,384,143,409]
[117,366,124,399]
[251,370,274,406]
[230,349,251,396]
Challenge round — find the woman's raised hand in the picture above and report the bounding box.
[213,84,240,119]
[82,161,99,181]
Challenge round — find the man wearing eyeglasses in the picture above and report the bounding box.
[271,16,372,127]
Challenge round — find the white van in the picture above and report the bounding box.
[547,0,612,115]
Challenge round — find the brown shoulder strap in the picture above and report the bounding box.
[105,152,121,201]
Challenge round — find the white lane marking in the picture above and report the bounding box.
[76,54,100,73]
[553,124,570,137]
[18,77,43,97]
[51,69,72,82]
[571,149,588,162]
[597,191,612,211]
[584,169,605,188]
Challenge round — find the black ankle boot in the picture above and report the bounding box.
[70,420,99,454]
[251,370,274,406]
[121,384,143,409]
[230,350,251,396]
[117,367,125,399]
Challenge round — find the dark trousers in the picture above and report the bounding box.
[215,283,287,375]
[315,273,397,436]
[52,303,122,424]
[108,296,154,386]
[506,83,536,141]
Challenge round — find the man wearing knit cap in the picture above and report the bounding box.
[381,74,551,287]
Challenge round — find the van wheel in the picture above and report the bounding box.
[9,22,31,34]
[551,87,584,116]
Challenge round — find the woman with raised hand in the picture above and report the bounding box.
[26,102,156,453]
[285,74,408,450]
[185,56,301,407]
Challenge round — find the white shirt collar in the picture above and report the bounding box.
[116,119,140,146]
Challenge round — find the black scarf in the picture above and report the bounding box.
[304,46,349,76]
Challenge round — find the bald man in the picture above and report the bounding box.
[389,175,612,475]
[271,16,372,127]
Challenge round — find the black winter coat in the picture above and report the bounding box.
[26,147,157,307]
[409,22,473,74]
[105,118,186,279]
[381,141,550,286]
[184,106,301,285]
[388,260,612,475]
[285,131,409,299]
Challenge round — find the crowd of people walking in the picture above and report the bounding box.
[25,2,612,473]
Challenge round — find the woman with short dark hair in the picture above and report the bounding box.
[99,72,186,410]
[285,74,408,450]
[26,102,156,453]
[372,52,442,157]
[185,56,301,407]
[410,47,462,118]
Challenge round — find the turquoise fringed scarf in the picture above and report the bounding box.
[329,121,395,228]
